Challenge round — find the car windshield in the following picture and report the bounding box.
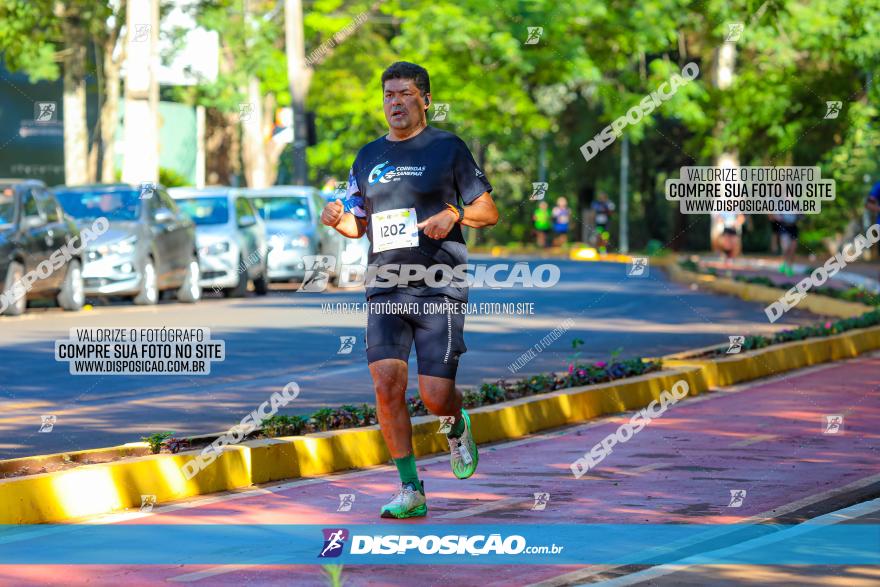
[249,196,310,221]
[0,187,14,227]
[55,188,140,221]
[176,196,229,226]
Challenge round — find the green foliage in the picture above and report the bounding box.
[707,309,880,356]
[5,0,879,248]
[159,167,189,188]
[141,432,173,454]
[322,564,344,587]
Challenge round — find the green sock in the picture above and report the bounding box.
[447,413,465,439]
[394,454,421,492]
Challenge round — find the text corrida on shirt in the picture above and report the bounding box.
[580,62,700,163]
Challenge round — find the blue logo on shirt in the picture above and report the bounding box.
[368,161,397,184]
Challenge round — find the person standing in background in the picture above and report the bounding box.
[714,212,745,266]
[552,197,571,246]
[865,181,880,281]
[533,201,552,248]
[591,191,615,255]
[776,213,800,276]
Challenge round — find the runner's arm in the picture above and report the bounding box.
[321,199,367,238]
[459,192,499,228]
[333,212,367,238]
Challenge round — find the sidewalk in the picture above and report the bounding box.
[694,254,880,293]
[1,353,878,586]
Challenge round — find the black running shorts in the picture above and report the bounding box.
[365,291,467,379]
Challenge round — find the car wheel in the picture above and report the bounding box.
[2,261,27,316]
[133,259,159,305]
[57,259,85,311]
[224,256,248,298]
[253,260,269,296]
[176,255,201,303]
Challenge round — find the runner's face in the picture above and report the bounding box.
[383,78,428,130]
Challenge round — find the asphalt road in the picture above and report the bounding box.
[0,257,816,459]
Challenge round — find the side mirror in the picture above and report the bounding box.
[154,208,174,225]
[238,214,256,228]
[21,215,45,229]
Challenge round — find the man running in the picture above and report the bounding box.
[320,61,499,519]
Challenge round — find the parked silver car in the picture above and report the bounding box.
[242,186,349,283]
[170,187,269,297]
[54,184,200,305]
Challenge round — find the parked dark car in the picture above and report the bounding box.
[0,179,85,316]
[54,183,201,305]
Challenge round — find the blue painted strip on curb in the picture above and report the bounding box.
[0,524,877,565]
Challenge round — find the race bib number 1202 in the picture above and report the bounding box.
[371,207,419,253]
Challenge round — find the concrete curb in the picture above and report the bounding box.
[664,324,880,388]
[665,263,873,318]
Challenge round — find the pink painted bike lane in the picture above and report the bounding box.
[2,354,878,586]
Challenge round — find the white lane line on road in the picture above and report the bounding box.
[589,497,880,587]
[728,434,778,448]
[526,471,880,587]
[168,557,296,583]
[436,496,526,519]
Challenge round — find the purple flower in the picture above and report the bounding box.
[594,361,607,368]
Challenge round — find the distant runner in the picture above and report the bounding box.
[320,62,499,519]
[776,212,800,276]
[533,201,552,248]
[591,191,615,254]
[552,197,571,246]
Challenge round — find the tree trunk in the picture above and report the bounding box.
[121,0,160,185]
[101,48,122,182]
[241,76,268,187]
[61,36,89,185]
[263,93,285,185]
[205,108,240,186]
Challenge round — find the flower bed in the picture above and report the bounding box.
[408,356,662,416]
[696,309,880,357]
[252,356,661,436]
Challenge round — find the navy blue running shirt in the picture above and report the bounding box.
[344,126,493,301]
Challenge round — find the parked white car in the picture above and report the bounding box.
[170,187,269,297]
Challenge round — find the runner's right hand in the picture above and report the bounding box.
[321,199,345,227]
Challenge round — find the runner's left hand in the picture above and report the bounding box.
[417,209,457,240]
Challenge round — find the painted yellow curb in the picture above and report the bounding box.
[664,324,880,388]
[665,263,873,318]
[0,367,704,524]
[0,444,148,476]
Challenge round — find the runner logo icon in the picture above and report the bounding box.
[319,528,349,558]
[299,255,335,292]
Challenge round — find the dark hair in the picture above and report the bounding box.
[381,61,430,96]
